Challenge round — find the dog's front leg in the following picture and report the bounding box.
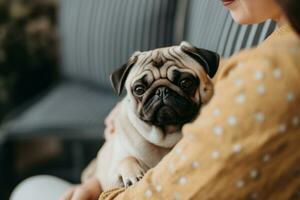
[117,157,146,188]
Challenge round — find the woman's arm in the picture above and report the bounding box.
[60,177,101,200]
[100,55,300,200]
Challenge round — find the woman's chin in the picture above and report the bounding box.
[229,11,262,25]
[226,4,251,24]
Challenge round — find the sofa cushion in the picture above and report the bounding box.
[59,0,177,89]
[3,81,119,139]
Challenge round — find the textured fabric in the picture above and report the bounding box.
[99,25,300,200]
[184,0,276,57]
[10,175,72,200]
[59,0,177,89]
[3,82,118,138]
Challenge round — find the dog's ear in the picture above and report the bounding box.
[110,55,138,95]
[180,41,220,78]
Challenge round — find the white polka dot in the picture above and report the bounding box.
[213,125,223,136]
[155,185,162,193]
[255,112,265,123]
[145,189,152,198]
[178,176,188,185]
[228,115,237,126]
[232,144,242,154]
[254,71,264,80]
[277,124,287,134]
[186,133,195,141]
[237,63,245,68]
[175,148,182,155]
[236,179,245,188]
[235,94,246,104]
[211,150,220,159]
[192,161,200,169]
[292,116,299,126]
[250,169,259,179]
[257,85,266,95]
[213,108,221,116]
[168,162,175,173]
[235,79,244,87]
[262,154,271,162]
[286,92,295,102]
[174,192,182,200]
[273,68,282,79]
[180,155,187,162]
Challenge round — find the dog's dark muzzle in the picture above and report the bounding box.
[139,86,200,126]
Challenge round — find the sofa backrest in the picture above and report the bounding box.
[58,0,277,90]
[58,0,177,89]
[184,0,276,57]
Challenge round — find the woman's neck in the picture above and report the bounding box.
[273,14,288,28]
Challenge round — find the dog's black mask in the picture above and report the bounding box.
[139,85,200,126]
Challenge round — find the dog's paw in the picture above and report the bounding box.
[117,157,147,188]
[121,171,144,188]
[119,164,146,188]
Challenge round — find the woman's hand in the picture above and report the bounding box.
[60,185,94,200]
[104,103,120,140]
[59,178,101,200]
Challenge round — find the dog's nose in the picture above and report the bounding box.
[156,87,169,98]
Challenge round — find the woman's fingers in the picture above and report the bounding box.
[59,187,76,200]
[71,187,92,200]
[104,103,121,139]
[104,103,120,125]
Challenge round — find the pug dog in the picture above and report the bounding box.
[92,41,219,191]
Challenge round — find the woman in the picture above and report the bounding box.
[11,0,300,199]
[97,0,300,199]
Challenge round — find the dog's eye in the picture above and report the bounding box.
[134,85,146,95]
[180,78,194,89]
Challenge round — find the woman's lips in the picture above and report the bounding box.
[222,0,235,7]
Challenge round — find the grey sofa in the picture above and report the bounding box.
[1,0,275,186]
[2,0,275,140]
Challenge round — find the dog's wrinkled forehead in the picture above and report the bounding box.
[136,46,186,69]
[110,41,220,95]
[127,45,200,84]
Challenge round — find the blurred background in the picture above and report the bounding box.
[0,0,102,198]
[0,0,276,199]
[0,0,85,198]
[0,0,58,122]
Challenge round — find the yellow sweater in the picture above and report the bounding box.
[100,24,300,200]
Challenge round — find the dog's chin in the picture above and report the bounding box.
[139,103,200,128]
[155,106,177,124]
[137,86,201,129]
[151,106,193,126]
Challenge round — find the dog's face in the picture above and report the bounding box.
[110,42,219,128]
